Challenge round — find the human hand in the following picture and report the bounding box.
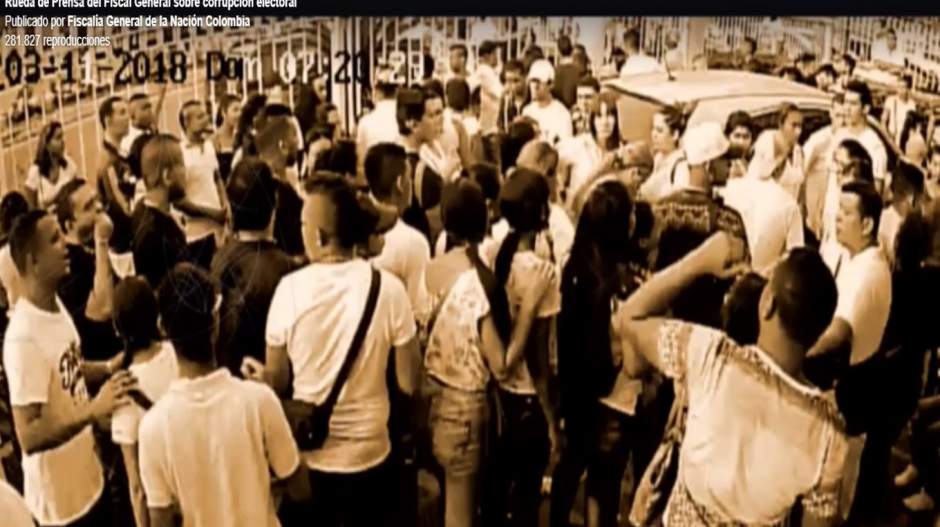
[90,370,137,421]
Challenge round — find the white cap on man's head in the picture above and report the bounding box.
[682,122,729,166]
[527,59,555,83]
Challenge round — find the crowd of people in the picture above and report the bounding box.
[1,26,940,527]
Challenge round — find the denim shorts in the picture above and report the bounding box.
[426,376,488,478]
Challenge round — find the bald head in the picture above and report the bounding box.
[254,115,300,174]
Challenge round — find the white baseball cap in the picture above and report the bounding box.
[682,122,729,166]
[527,59,555,83]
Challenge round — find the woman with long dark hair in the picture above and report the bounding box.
[550,178,643,527]
[558,93,622,211]
[109,277,178,527]
[213,93,242,183]
[25,121,79,209]
[420,178,553,527]
[483,168,563,527]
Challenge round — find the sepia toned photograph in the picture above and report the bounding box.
[1,14,940,527]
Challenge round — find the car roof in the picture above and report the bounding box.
[602,69,831,107]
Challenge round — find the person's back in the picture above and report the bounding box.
[212,239,294,373]
[139,370,293,527]
[131,201,188,288]
[266,259,413,471]
[663,322,847,524]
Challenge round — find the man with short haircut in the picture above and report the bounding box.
[809,181,892,369]
[177,99,228,269]
[4,209,136,527]
[397,87,451,245]
[815,64,838,93]
[553,35,580,109]
[735,37,761,73]
[881,73,917,147]
[130,134,190,289]
[615,233,848,526]
[523,59,574,145]
[833,53,857,93]
[619,28,665,76]
[838,80,889,194]
[96,96,135,255]
[211,157,295,375]
[498,59,529,133]
[366,143,431,308]
[879,162,924,267]
[120,86,165,157]
[804,93,847,239]
[53,180,121,361]
[254,112,306,259]
[247,175,421,527]
[610,47,627,73]
[475,40,503,135]
[357,66,401,174]
[447,43,473,89]
[139,263,308,527]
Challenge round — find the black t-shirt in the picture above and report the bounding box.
[59,243,121,361]
[97,142,135,253]
[131,203,189,289]
[274,180,305,257]
[210,239,296,375]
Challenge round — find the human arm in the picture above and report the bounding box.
[173,198,226,224]
[615,232,747,377]
[84,213,116,322]
[12,369,136,455]
[147,508,176,527]
[122,444,150,527]
[259,386,311,502]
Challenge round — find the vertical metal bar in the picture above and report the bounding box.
[74,80,87,182]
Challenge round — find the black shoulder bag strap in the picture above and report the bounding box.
[322,267,382,418]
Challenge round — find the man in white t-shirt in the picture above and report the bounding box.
[177,100,227,269]
[808,181,891,370]
[840,80,889,194]
[3,210,135,527]
[365,143,431,307]
[881,73,917,148]
[475,40,503,135]
[619,28,665,77]
[356,72,401,176]
[247,175,421,527]
[139,263,308,527]
[522,60,573,146]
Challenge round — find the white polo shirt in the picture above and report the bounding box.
[833,246,892,365]
[2,296,104,526]
[138,369,299,527]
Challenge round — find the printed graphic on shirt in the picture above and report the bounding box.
[58,341,89,402]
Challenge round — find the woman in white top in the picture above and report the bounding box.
[638,107,688,203]
[110,277,179,527]
[212,93,241,183]
[482,169,563,527]
[24,121,79,210]
[421,179,553,527]
[746,103,805,203]
[558,94,622,211]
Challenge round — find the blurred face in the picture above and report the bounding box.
[593,103,616,142]
[31,215,70,284]
[449,49,466,74]
[108,101,130,138]
[887,33,898,50]
[816,71,834,89]
[131,99,154,129]
[728,125,753,153]
[928,153,940,180]
[314,76,328,101]
[651,113,678,153]
[417,97,444,143]
[834,57,848,75]
[505,69,526,99]
[830,102,847,130]
[896,77,910,99]
[833,146,856,184]
[224,101,241,126]
[836,191,871,251]
[780,110,804,148]
[47,127,65,158]
[576,86,598,115]
[68,184,102,245]
[184,104,210,137]
[843,90,867,126]
[530,79,553,103]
